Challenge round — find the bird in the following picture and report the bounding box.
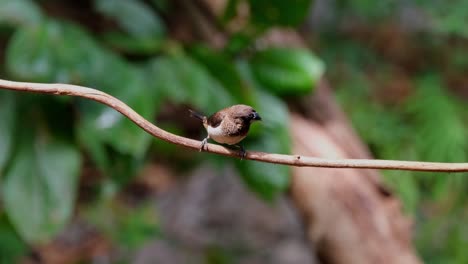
[189,104,262,157]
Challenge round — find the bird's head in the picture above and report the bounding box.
[231,104,262,123]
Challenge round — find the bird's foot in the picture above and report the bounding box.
[200,138,208,152]
[235,144,247,160]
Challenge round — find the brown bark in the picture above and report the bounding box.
[291,83,421,264]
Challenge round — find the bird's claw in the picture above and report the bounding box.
[200,138,208,152]
[237,145,246,160]
[199,139,246,159]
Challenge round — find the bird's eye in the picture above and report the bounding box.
[249,113,254,118]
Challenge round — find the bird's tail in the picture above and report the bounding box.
[189,109,206,121]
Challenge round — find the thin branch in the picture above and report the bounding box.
[1,78,468,172]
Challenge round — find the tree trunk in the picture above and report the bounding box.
[290,82,421,264]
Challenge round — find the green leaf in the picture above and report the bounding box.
[336,0,398,20]
[225,33,255,55]
[248,0,313,27]
[0,92,16,171]
[76,123,110,172]
[85,200,159,253]
[77,62,156,158]
[383,170,420,213]
[146,53,234,114]
[6,19,102,83]
[239,90,290,199]
[237,127,290,200]
[407,76,467,163]
[2,126,81,243]
[114,204,159,249]
[222,0,239,23]
[8,18,157,158]
[149,0,170,12]
[94,0,165,38]
[0,0,42,27]
[250,47,324,95]
[233,60,291,199]
[233,64,291,198]
[190,45,251,102]
[101,31,164,54]
[0,214,27,264]
[6,18,157,160]
[237,160,290,200]
[94,0,166,54]
[6,21,57,81]
[405,76,468,199]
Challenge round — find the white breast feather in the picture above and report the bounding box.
[207,120,245,145]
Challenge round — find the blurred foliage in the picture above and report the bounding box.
[3,121,80,243]
[1,0,467,263]
[0,213,27,264]
[248,0,312,27]
[0,0,321,261]
[0,0,42,27]
[94,0,166,54]
[85,197,160,252]
[417,0,468,38]
[251,47,324,95]
[0,92,16,171]
[319,1,468,263]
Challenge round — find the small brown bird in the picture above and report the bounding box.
[189,104,262,156]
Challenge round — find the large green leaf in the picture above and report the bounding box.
[2,126,81,243]
[250,47,324,95]
[0,214,27,264]
[235,61,291,199]
[0,92,16,171]
[94,0,165,38]
[0,0,42,27]
[236,89,291,200]
[77,60,156,158]
[190,45,253,103]
[7,18,157,160]
[146,53,234,114]
[100,32,164,54]
[6,19,102,83]
[225,33,256,55]
[248,0,313,27]
[94,0,165,54]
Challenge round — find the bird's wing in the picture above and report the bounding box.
[207,111,225,128]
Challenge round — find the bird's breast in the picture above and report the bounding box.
[207,124,246,145]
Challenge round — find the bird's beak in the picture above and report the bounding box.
[253,112,262,121]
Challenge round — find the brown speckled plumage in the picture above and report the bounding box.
[189,104,262,155]
[207,105,257,137]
